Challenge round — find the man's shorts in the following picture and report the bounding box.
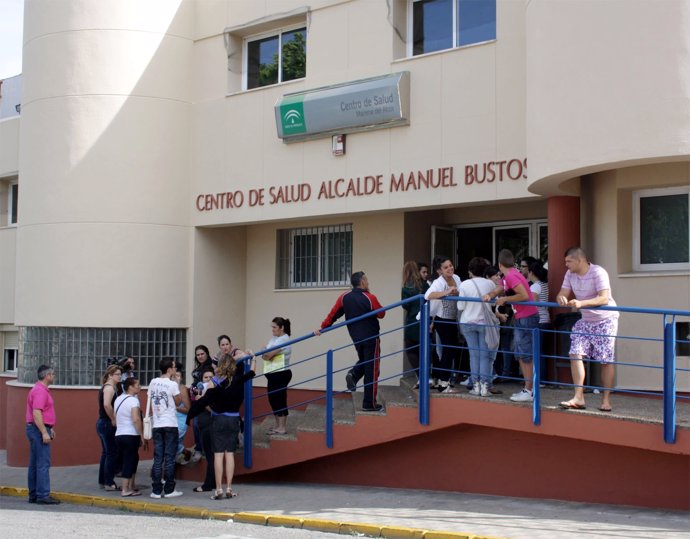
[570,317,619,363]
[514,314,539,362]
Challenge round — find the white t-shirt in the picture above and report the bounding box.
[530,281,551,324]
[457,278,496,324]
[114,393,140,436]
[425,274,462,319]
[148,377,180,428]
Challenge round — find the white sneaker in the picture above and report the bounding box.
[164,490,183,498]
[469,382,480,396]
[510,389,534,402]
[437,381,449,391]
[480,382,490,397]
[150,492,162,499]
[430,378,439,388]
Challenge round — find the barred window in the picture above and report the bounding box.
[17,327,186,386]
[277,224,353,288]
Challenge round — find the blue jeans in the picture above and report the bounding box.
[26,423,52,501]
[151,427,178,495]
[176,411,188,456]
[461,324,493,385]
[96,418,117,487]
[514,314,540,361]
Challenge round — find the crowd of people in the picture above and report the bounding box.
[84,321,294,501]
[401,246,618,410]
[25,246,617,504]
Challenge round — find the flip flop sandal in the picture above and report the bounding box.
[193,486,210,493]
[121,491,141,497]
[598,405,612,412]
[559,401,586,410]
[103,484,120,491]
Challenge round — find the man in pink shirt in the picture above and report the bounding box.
[557,247,619,412]
[484,249,540,402]
[25,364,60,504]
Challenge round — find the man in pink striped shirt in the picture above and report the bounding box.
[557,247,619,412]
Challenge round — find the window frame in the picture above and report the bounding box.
[243,24,307,91]
[277,224,353,289]
[407,0,496,58]
[632,186,690,272]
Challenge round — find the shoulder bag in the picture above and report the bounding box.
[142,391,153,440]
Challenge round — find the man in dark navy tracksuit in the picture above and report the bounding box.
[317,271,385,411]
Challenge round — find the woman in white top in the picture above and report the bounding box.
[425,256,462,393]
[262,317,293,435]
[114,377,145,497]
[528,261,552,384]
[457,258,497,397]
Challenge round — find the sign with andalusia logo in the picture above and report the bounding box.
[280,95,307,136]
[274,72,410,142]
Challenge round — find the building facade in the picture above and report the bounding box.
[1,0,689,462]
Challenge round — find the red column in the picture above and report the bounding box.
[547,196,580,300]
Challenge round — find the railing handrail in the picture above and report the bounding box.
[237,295,689,366]
[240,292,687,467]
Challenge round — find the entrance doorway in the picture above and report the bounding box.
[432,220,547,279]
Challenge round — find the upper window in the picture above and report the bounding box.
[246,27,307,90]
[9,182,18,225]
[276,224,353,289]
[633,186,690,271]
[3,331,18,372]
[410,0,496,56]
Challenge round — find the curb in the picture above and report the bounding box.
[1,485,504,539]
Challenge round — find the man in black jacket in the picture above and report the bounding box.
[316,271,386,411]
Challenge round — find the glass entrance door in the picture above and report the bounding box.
[494,225,531,265]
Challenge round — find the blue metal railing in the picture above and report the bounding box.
[238,294,689,467]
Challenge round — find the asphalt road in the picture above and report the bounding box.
[0,496,343,539]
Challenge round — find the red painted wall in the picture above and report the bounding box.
[4,383,320,467]
[0,374,16,450]
[243,424,690,511]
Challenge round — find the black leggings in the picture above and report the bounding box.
[434,317,459,382]
[266,369,292,417]
[115,435,140,479]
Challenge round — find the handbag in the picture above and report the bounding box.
[471,280,500,350]
[143,391,153,440]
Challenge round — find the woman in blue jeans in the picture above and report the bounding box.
[457,257,498,396]
[96,364,122,491]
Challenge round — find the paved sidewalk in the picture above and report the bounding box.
[0,451,688,539]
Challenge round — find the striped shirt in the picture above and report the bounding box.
[561,264,618,322]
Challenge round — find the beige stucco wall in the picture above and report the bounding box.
[192,0,532,228]
[0,227,16,324]
[15,0,194,327]
[238,213,405,391]
[190,226,248,358]
[582,163,690,391]
[0,118,19,176]
[526,0,690,195]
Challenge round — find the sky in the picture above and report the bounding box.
[0,0,24,79]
